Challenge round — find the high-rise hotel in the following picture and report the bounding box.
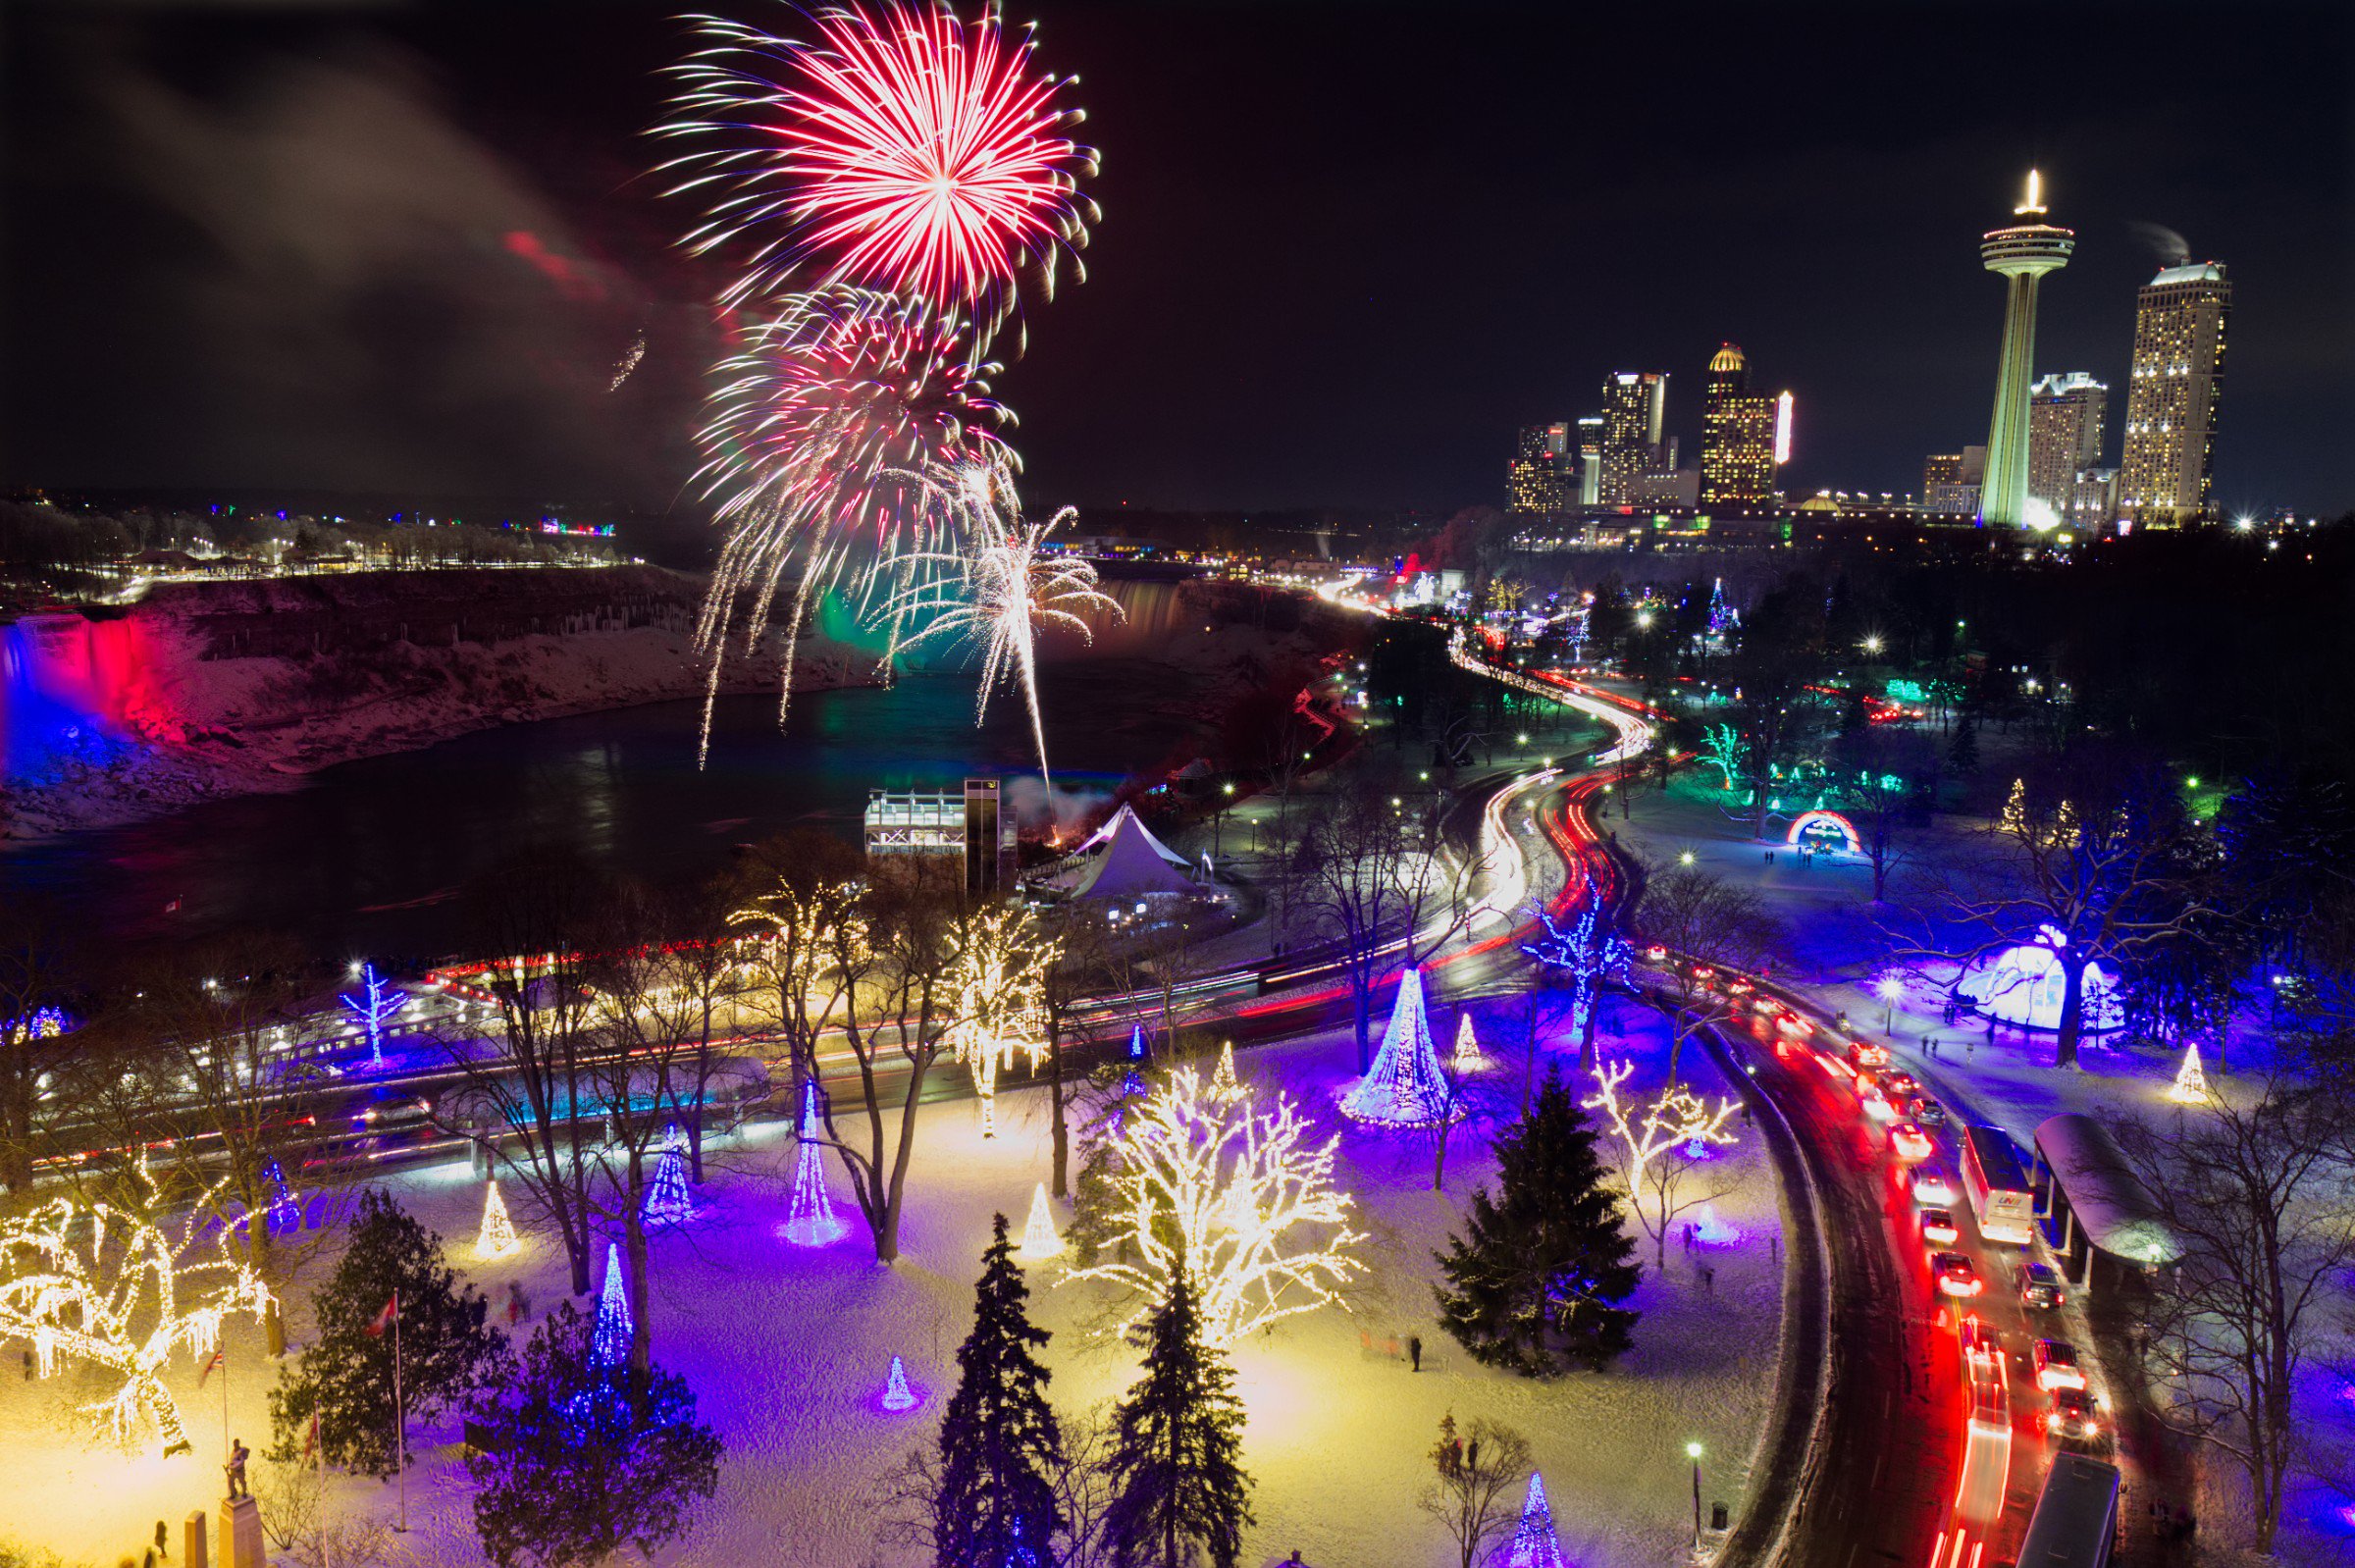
[1597,372,1668,504]
[1700,343,1780,507]
[2118,261,2230,527]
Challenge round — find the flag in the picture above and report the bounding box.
[196,1349,224,1386]
[365,1293,398,1337]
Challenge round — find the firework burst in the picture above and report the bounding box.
[691,286,1004,758]
[658,1,1097,347]
[886,454,1119,782]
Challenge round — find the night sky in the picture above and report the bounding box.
[6,1,2351,526]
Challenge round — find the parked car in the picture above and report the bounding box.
[2017,1261,2067,1310]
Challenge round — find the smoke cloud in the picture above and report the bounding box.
[2127,220,2192,268]
[1004,775,1116,840]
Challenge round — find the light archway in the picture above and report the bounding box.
[1785,810,1860,855]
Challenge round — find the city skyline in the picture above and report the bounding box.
[3,1,2349,526]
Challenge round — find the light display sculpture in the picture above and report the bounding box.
[2168,1041,2210,1104]
[1065,1066,1364,1346]
[1209,1039,1242,1103]
[0,1160,273,1454]
[1340,967,1453,1126]
[1018,1182,1063,1261]
[642,1124,693,1225]
[880,1353,918,1412]
[1500,1472,1568,1568]
[590,1242,631,1370]
[476,1180,521,1261]
[1451,1012,1486,1072]
[784,1080,847,1247]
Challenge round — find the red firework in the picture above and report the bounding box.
[661,2,1097,330]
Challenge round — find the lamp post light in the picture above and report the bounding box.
[1875,973,1906,1032]
[1686,1440,1704,1545]
[1216,781,1235,860]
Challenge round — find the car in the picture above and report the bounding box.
[1850,1040,1891,1069]
[1911,1165,1958,1206]
[1646,944,1668,963]
[1891,1123,1936,1161]
[2045,1386,2102,1441]
[1911,1097,1948,1127]
[1728,977,1753,996]
[2017,1261,2067,1310]
[1879,1071,1921,1102]
[2033,1338,2086,1391]
[1920,1207,1960,1245]
[1859,1085,1899,1122]
[1931,1251,1984,1297]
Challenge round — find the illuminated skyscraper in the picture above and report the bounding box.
[1597,373,1667,504]
[1508,422,1575,513]
[1575,416,1604,505]
[1977,171,2074,528]
[2118,262,2230,528]
[2026,373,2108,519]
[1699,343,1777,507]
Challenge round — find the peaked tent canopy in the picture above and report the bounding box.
[1064,806,1199,902]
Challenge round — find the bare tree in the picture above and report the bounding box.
[0,898,93,1197]
[1417,1412,1533,1568]
[2113,1076,2355,1554]
[1633,859,1781,1080]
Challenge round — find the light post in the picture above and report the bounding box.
[1215,780,1235,860]
[1686,1440,1703,1546]
[1876,973,1905,1032]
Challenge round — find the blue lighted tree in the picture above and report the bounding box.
[1340,967,1453,1126]
[1521,883,1631,1071]
[338,963,409,1069]
[1499,1471,1569,1568]
[641,1125,693,1226]
[590,1242,631,1371]
[783,1080,846,1247]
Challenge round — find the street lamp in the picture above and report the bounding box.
[1875,972,1906,1032]
[1215,781,1235,859]
[1686,1441,1704,1546]
[1678,851,1696,866]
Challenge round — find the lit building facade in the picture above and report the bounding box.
[1598,373,1668,504]
[1977,171,2075,528]
[2118,261,2230,527]
[1699,343,1778,507]
[2026,373,2107,519]
[1576,416,1604,505]
[1508,422,1576,514]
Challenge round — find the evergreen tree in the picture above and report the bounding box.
[465,1303,722,1568]
[269,1188,509,1475]
[1433,1068,1641,1376]
[1100,1271,1254,1568]
[934,1214,1067,1568]
[1948,710,1979,774]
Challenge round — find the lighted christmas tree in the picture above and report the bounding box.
[1209,1039,1242,1103]
[784,1080,847,1247]
[1452,1013,1486,1072]
[1019,1182,1063,1261]
[263,1158,299,1233]
[1126,1023,1150,1063]
[476,1179,521,1261]
[1341,967,1453,1126]
[590,1242,631,1370]
[880,1353,918,1411]
[1499,1472,1568,1568]
[2168,1041,2210,1104]
[642,1124,693,1225]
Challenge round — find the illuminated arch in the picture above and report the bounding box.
[1785,810,1859,855]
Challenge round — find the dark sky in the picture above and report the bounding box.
[6,0,2352,525]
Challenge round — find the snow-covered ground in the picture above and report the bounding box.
[0,997,1789,1568]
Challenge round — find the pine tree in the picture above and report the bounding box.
[934,1214,1067,1568]
[268,1188,509,1476]
[1948,710,1979,774]
[1433,1067,1641,1376]
[1100,1271,1254,1568]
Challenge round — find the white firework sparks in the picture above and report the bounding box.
[885,454,1120,783]
[606,330,648,392]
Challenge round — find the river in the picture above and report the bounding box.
[0,654,1212,961]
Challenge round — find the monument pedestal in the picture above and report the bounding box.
[183,1510,208,1568]
[223,1495,265,1568]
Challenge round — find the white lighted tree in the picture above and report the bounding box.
[942,906,1060,1137]
[0,1162,273,1453]
[1066,1066,1365,1345]
[1583,1060,1742,1267]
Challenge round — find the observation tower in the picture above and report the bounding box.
[1977,170,2074,529]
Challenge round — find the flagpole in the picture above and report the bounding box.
[393,1290,406,1533]
[221,1344,230,1485]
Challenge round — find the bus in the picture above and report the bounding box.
[1961,1123,2036,1244]
[2012,1453,2120,1568]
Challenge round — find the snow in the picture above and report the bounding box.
[0,998,1787,1568]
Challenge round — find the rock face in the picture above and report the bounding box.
[0,565,866,839]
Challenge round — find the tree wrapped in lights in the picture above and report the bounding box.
[1066,1066,1364,1346]
[1700,723,1743,791]
[784,1079,847,1246]
[1583,1059,1742,1267]
[1521,887,1630,1070]
[1499,1472,1569,1568]
[476,1180,521,1261]
[642,1124,694,1225]
[590,1243,631,1370]
[1209,1039,1243,1103]
[0,1160,272,1453]
[1341,967,1454,1126]
[339,962,409,1069]
[943,907,1060,1137]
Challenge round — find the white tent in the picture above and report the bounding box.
[1062,806,1199,902]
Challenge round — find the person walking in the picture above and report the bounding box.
[1408,1334,1423,1373]
[153,1522,169,1561]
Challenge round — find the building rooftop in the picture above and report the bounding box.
[2147,261,2227,287]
